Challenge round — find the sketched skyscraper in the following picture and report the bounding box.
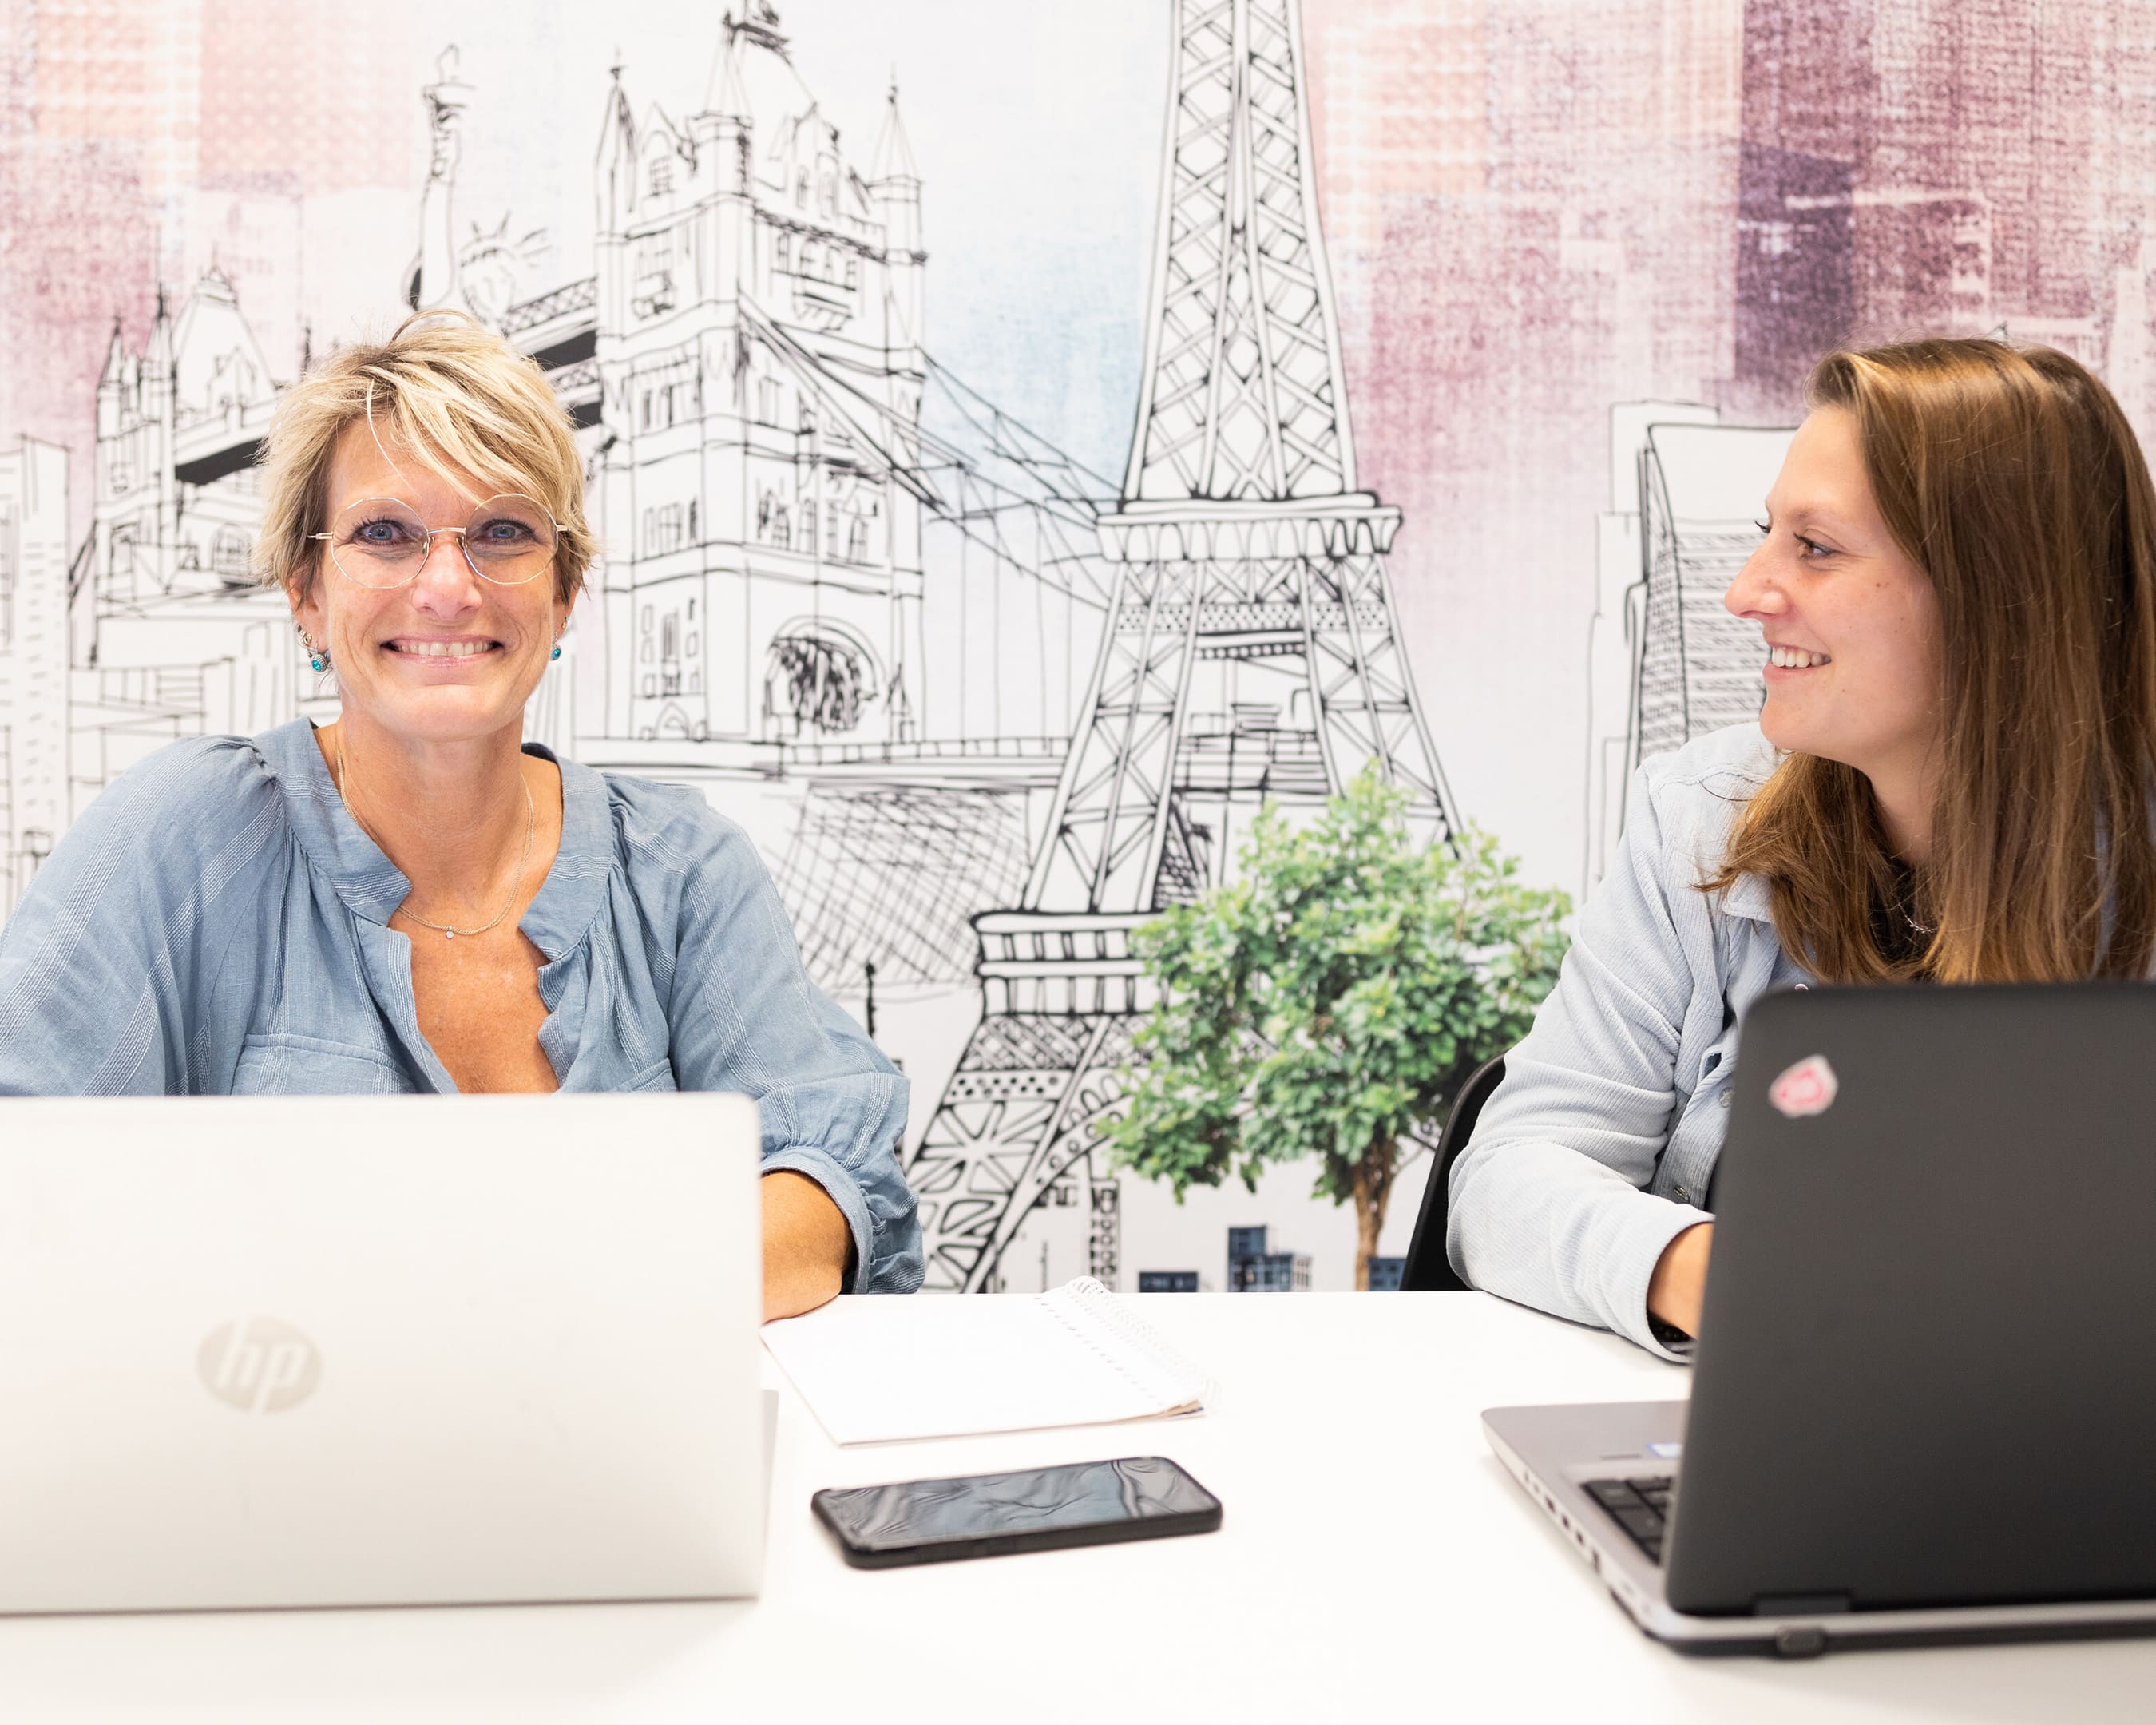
[904,0,1458,1295]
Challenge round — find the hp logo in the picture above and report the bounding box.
[198,1319,322,1414]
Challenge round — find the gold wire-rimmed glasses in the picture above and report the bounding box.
[308,494,561,589]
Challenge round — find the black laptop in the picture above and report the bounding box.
[1483,981,2156,1656]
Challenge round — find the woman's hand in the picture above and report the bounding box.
[761,1171,853,1321]
[1647,1221,1714,1340]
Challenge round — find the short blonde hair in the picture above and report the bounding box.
[254,310,593,605]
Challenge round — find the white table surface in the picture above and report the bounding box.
[0,1291,2146,1723]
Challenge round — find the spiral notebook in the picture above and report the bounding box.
[763,1278,1210,1445]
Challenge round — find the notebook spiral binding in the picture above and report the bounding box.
[1044,1277,1210,1408]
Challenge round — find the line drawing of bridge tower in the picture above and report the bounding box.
[903,0,1459,1294]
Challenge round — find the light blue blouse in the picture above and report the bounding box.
[1446,723,1809,1359]
[0,719,923,1295]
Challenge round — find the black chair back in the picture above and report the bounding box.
[1398,1054,1508,1292]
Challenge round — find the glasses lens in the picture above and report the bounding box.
[329,498,430,589]
[462,494,557,585]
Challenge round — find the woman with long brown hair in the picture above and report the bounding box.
[1449,339,2156,1356]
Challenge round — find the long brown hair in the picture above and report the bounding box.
[1707,339,2156,982]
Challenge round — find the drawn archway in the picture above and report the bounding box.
[763,618,882,740]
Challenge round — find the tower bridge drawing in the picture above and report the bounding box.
[18,0,1466,1294]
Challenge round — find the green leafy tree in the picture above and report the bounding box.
[1106,768,1572,1290]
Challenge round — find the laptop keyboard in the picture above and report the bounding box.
[1583,1474,1676,1564]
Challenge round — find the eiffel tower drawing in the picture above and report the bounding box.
[902,0,1458,1292]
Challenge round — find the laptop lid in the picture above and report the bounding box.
[0,1092,765,1614]
[1665,983,2156,1617]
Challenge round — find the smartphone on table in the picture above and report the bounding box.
[811,1455,1222,1569]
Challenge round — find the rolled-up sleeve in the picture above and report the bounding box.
[1446,765,1715,1358]
[663,816,922,1295]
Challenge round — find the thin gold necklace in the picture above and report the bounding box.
[335,735,536,941]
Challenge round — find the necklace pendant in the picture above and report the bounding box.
[446,929,456,940]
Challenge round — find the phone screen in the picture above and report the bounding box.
[814,1456,1219,1557]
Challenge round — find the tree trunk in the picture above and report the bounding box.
[1350,1136,1397,1291]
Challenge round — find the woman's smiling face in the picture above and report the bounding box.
[1723,404,1945,786]
[291,421,562,747]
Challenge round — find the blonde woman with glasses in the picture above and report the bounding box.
[0,312,919,1318]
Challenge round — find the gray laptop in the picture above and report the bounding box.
[1484,982,2156,1656]
[0,1092,767,1614]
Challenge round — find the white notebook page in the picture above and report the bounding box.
[763,1278,1208,1445]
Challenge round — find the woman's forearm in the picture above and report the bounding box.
[760,1169,853,1321]
[1647,1220,1714,1338]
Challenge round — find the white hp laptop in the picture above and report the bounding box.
[0,1093,767,1614]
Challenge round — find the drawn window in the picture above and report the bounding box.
[632,239,676,320]
[801,508,816,557]
[661,613,680,662]
[795,169,810,207]
[758,378,782,423]
[771,506,791,550]
[769,630,866,736]
[211,526,251,585]
[646,505,685,555]
[687,598,696,621]
[688,500,698,544]
[651,159,673,197]
[775,233,791,273]
[686,632,700,659]
[847,514,870,564]
[757,490,773,533]
[844,256,859,289]
[818,158,838,216]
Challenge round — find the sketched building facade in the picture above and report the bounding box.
[586,10,927,754]
[0,438,69,919]
[80,272,310,819]
[1582,414,1793,886]
[902,0,1460,1295]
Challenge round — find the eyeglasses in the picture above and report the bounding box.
[309,494,561,589]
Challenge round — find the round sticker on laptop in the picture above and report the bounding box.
[1768,1053,1838,1119]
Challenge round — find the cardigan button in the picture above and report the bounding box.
[1674,1184,1690,1203]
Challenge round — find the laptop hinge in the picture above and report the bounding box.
[1753,1592,1851,1616]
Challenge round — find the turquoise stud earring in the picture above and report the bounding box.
[551,643,562,661]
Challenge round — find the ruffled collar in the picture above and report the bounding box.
[255,718,613,961]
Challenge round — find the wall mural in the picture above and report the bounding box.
[4,0,2152,1291]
